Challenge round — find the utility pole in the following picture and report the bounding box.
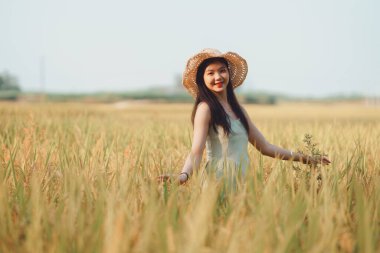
[39,55,46,102]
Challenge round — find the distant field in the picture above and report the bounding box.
[0,101,379,253]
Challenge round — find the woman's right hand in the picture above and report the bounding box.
[178,173,189,184]
[157,173,189,185]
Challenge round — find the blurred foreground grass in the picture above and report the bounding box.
[0,101,379,253]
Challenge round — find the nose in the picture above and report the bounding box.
[215,72,223,81]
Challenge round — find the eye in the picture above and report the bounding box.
[220,69,227,73]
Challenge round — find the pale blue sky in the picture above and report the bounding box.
[0,0,379,97]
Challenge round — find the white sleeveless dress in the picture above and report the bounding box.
[205,115,249,179]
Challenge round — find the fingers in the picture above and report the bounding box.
[157,175,172,183]
[321,157,331,165]
[307,155,331,166]
[315,156,331,166]
[157,174,187,185]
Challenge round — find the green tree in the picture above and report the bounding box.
[0,71,21,91]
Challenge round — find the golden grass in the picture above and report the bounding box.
[0,101,379,253]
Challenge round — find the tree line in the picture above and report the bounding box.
[0,71,21,91]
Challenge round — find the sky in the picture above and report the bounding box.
[0,0,379,97]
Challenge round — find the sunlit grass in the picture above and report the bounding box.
[0,101,379,252]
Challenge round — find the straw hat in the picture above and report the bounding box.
[182,48,248,97]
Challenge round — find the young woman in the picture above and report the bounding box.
[163,48,330,184]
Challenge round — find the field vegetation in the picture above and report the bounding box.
[0,101,379,252]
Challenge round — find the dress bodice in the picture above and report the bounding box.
[205,115,249,177]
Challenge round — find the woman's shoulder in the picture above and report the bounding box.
[197,101,210,111]
[195,102,211,120]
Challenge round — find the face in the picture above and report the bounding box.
[203,61,230,95]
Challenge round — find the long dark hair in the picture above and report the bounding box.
[191,57,250,135]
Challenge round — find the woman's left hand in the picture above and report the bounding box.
[307,155,331,166]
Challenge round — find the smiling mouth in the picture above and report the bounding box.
[215,82,223,88]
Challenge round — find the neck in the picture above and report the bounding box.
[214,90,228,104]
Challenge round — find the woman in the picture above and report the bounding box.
[163,48,330,184]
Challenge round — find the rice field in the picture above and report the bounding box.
[0,101,379,253]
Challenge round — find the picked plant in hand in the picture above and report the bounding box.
[293,134,329,190]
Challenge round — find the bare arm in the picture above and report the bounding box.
[178,102,211,182]
[241,107,330,164]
